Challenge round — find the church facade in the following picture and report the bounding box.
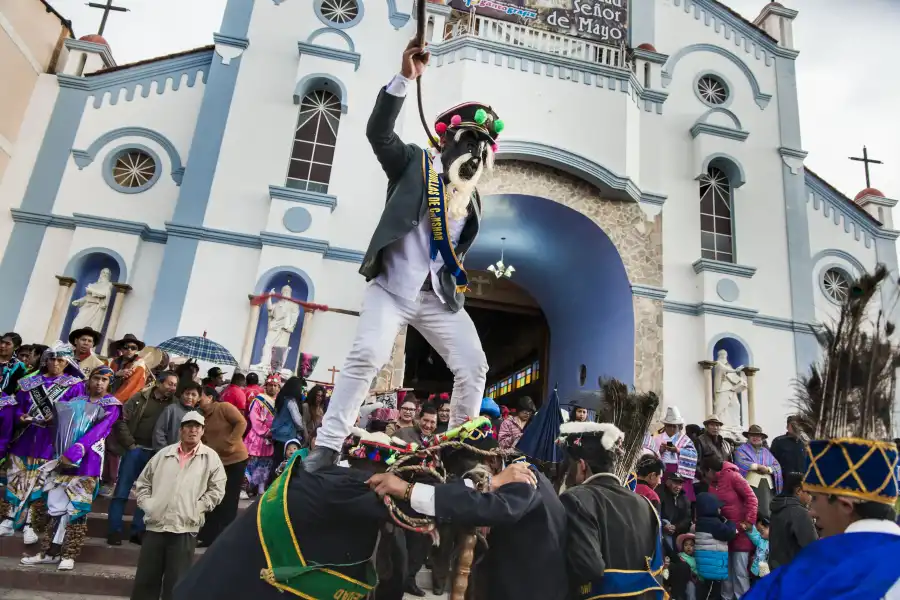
[0,0,896,435]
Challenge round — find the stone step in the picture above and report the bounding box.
[1,534,139,568]
[0,557,134,597]
[85,513,131,541]
[0,589,126,599]
[89,497,135,517]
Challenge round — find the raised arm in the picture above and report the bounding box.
[366,42,427,181]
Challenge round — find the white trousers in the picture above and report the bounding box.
[317,283,488,452]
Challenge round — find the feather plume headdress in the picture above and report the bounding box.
[557,379,659,482]
[795,265,900,504]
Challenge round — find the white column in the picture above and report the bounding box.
[44,276,77,345]
[698,360,716,417]
[241,295,261,369]
[743,366,759,425]
[101,283,132,356]
[297,310,315,352]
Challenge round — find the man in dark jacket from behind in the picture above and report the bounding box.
[768,471,818,569]
[769,415,807,477]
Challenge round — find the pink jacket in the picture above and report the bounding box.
[245,395,275,457]
[711,461,759,552]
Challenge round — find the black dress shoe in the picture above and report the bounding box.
[432,580,446,596]
[129,533,143,546]
[107,532,122,546]
[301,447,339,472]
[404,582,427,597]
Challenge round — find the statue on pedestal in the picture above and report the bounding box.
[712,349,748,432]
[255,285,301,368]
[71,268,113,333]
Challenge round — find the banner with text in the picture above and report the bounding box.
[431,0,628,46]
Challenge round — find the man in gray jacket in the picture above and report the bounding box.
[152,381,201,451]
[306,41,506,471]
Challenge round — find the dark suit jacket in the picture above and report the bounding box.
[362,86,480,313]
[434,472,569,600]
[173,466,388,600]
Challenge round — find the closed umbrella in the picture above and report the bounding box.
[516,386,564,463]
[157,332,238,366]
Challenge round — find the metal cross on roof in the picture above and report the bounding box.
[86,0,129,36]
[849,146,883,189]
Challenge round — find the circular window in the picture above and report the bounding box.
[318,0,360,26]
[822,268,851,304]
[104,145,161,194]
[696,74,729,106]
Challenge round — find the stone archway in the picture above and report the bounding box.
[478,161,664,395]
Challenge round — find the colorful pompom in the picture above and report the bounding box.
[491,143,499,153]
[435,122,447,135]
[450,114,462,126]
[493,119,505,134]
[474,108,488,124]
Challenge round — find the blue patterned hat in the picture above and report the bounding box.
[803,437,899,505]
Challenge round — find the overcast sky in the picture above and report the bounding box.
[49,0,898,201]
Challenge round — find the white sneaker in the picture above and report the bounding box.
[0,520,13,537]
[20,553,60,566]
[57,558,75,571]
[240,491,249,500]
[23,526,38,545]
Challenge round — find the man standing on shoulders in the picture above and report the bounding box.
[131,411,225,600]
[108,371,179,546]
[769,415,807,478]
[0,332,27,395]
[69,327,105,380]
[767,471,817,570]
[108,334,148,402]
[305,39,505,471]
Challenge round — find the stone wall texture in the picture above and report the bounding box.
[481,160,665,394]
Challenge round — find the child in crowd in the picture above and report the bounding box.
[274,439,304,477]
[747,516,771,582]
[667,533,700,600]
[693,492,738,600]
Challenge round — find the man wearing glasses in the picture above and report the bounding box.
[108,334,148,402]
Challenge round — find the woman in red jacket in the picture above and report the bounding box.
[699,456,758,600]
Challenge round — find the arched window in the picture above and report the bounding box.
[286,90,342,193]
[699,166,734,263]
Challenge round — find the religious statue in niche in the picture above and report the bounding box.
[255,284,301,368]
[712,349,748,430]
[70,268,113,333]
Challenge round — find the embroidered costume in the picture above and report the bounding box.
[0,343,84,543]
[245,383,277,493]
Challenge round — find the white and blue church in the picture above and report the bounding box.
[0,0,896,435]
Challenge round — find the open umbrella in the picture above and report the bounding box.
[157,332,238,366]
[516,386,564,463]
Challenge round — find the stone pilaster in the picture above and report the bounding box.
[374,326,408,392]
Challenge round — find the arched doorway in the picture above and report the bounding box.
[404,271,550,406]
[402,194,634,406]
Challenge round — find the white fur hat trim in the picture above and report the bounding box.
[350,427,408,447]
[558,422,624,450]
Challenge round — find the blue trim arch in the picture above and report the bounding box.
[71,126,186,185]
[697,107,743,130]
[307,27,356,53]
[709,333,753,367]
[700,153,746,188]
[468,194,634,401]
[63,246,129,283]
[494,140,668,207]
[662,43,772,109]
[811,248,866,276]
[251,266,315,370]
[293,73,348,114]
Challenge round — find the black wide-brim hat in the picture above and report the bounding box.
[434,102,504,145]
[68,327,101,346]
[109,333,145,354]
